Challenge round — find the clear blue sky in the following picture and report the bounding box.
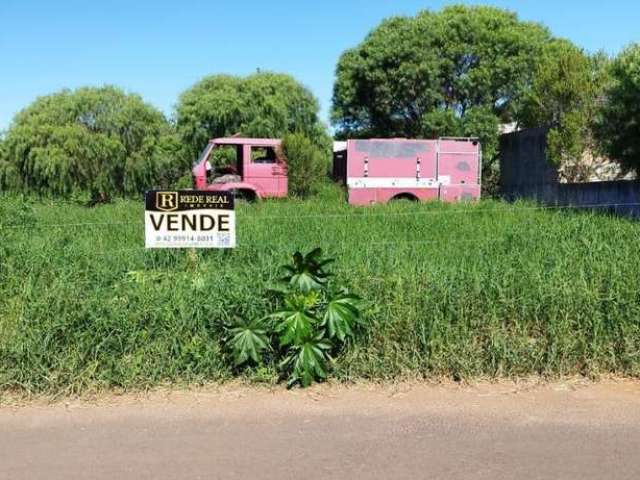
[1,0,638,131]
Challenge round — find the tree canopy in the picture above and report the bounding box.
[0,86,178,200]
[331,4,552,162]
[175,72,329,162]
[517,40,609,181]
[596,43,640,176]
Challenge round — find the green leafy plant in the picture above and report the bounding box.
[228,319,270,366]
[322,292,361,341]
[280,247,333,293]
[225,248,363,387]
[280,336,332,388]
[280,133,332,198]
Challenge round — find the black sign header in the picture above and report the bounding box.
[145,190,234,212]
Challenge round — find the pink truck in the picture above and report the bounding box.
[333,138,481,205]
[192,137,288,201]
[192,136,481,205]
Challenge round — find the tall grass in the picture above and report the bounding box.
[1,185,640,395]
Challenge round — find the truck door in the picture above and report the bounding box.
[437,139,481,201]
[244,145,286,197]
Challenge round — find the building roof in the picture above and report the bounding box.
[212,137,281,146]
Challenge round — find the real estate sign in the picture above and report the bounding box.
[145,190,235,248]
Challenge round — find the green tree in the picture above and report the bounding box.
[596,43,640,176]
[518,40,609,180]
[176,72,330,163]
[1,86,178,200]
[331,5,553,192]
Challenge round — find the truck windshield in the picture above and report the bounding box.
[195,143,213,166]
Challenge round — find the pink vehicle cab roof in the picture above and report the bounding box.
[211,137,281,146]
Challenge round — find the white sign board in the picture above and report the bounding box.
[145,190,235,248]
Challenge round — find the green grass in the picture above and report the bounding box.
[1,184,640,395]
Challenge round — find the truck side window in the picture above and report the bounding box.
[251,146,277,164]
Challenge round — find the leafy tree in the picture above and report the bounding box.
[518,40,609,181]
[176,72,330,163]
[280,132,331,198]
[331,5,553,192]
[422,106,499,163]
[0,86,178,200]
[596,43,640,176]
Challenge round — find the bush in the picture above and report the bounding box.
[1,86,181,201]
[226,248,363,387]
[0,196,36,229]
[280,132,331,198]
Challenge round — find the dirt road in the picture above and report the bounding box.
[2,381,640,479]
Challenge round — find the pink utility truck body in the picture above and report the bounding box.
[334,138,481,205]
[192,137,287,200]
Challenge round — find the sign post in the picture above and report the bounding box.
[145,190,235,248]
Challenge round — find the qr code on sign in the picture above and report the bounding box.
[218,233,231,247]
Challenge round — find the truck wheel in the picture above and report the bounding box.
[232,189,258,203]
[390,193,419,203]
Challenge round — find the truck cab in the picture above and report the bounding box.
[192,137,288,200]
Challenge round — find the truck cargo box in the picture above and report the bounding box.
[333,138,481,205]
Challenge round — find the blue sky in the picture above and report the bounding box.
[1,0,638,131]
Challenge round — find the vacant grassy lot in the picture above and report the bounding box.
[1,186,640,395]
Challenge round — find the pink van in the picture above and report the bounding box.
[192,137,287,201]
[333,138,481,205]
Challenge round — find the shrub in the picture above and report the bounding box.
[226,248,363,387]
[280,133,331,198]
[0,196,35,229]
